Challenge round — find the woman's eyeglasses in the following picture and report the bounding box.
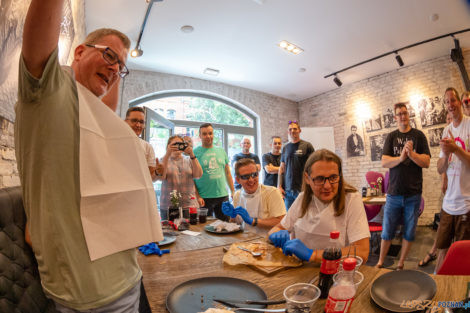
[310,174,340,186]
[238,172,259,180]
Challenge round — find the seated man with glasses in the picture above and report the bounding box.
[222,158,285,228]
[16,1,163,311]
[268,150,370,263]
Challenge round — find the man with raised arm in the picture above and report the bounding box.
[15,1,162,311]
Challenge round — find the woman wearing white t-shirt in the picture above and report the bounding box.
[268,149,370,262]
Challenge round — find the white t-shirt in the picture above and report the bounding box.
[280,191,370,251]
[439,116,470,215]
[233,184,286,219]
[139,138,156,167]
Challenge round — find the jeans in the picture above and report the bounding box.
[381,194,421,241]
[284,190,300,211]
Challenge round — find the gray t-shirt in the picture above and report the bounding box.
[15,49,141,310]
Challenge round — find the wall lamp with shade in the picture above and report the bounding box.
[131,0,164,58]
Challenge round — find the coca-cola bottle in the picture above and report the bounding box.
[324,257,357,313]
[318,231,342,299]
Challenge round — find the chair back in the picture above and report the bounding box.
[364,203,382,221]
[437,240,470,275]
[0,187,58,312]
[365,171,385,193]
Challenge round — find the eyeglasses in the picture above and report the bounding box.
[86,44,129,78]
[288,120,298,125]
[126,118,145,125]
[463,99,470,106]
[395,112,409,117]
[310,174,340,186]
[238,171,259,180]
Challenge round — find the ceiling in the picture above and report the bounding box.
[85,0,470,102]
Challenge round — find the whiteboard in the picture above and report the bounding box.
[301,127,335,152]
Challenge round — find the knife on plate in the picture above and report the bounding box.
[213,298,286,305]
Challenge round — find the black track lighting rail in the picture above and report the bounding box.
[324,28,470,80]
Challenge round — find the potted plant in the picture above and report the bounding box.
[168,190,181,222]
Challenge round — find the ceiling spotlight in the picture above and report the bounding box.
[278,40,303,55]
[130,48,143,58]
[395,53,404,67]
[333,75,342,87]
[180,25,194,33]
[204,68,220,76]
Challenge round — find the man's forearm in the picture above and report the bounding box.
[437,157,448,174]
[409,153,430,168]
[225,166,235,194]
[453,147,470,168]
[381,155,402,168]
[23,0,64,78]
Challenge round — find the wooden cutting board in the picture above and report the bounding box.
[222,242,302,275]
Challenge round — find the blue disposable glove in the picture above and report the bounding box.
[234,206,253,225]
[138,243,170,256]
[222,201,237,218]
[282,239,313,262]
[268,230,290,248]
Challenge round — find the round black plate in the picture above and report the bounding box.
[370,270,437,312]
[166,276,267,313]
[204,224,244,234]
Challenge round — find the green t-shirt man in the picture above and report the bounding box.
[194,146,230,198]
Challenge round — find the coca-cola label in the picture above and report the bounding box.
[320,259,340,274]
[324,295,354,313]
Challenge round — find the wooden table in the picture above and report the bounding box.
[140,222,469,313]
[362,196,387,205]
[162,220,263,252]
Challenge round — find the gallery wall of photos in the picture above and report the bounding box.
[345,96,447,162]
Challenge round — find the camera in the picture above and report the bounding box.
[173,141,188,151]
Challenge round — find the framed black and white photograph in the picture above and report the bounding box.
[428,127,444,147]
[364,114,383,132]
[370,133,388,162]
[418,96,447,127]
[406,102,416,118]
[409,118,417,129]
[345,124,365,157]
[382,108,397,129]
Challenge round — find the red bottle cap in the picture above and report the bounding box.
[330,231,340,239]
[189,207,197,214]
[343,257,357,271]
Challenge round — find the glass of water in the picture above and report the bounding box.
[283,283,320,313]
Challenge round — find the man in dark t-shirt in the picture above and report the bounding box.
[278,121,315,210]
[375,102,431,270]
[232,137,260,190]
[262,136,282,187]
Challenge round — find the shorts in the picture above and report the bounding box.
[435,209,470,250]
[381,194,421,242]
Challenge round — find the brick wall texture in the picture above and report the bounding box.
[0,117,19,188]
[299,50,470,225]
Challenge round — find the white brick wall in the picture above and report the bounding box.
[299,50,470,225]
[0,117,19,187]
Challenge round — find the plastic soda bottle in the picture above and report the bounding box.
[318,231,342,299]
[324,257,357,313]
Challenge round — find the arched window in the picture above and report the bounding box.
[129,91,259,161]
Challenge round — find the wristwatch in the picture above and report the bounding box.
[252,217,258,227]
[190,155,196,160]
